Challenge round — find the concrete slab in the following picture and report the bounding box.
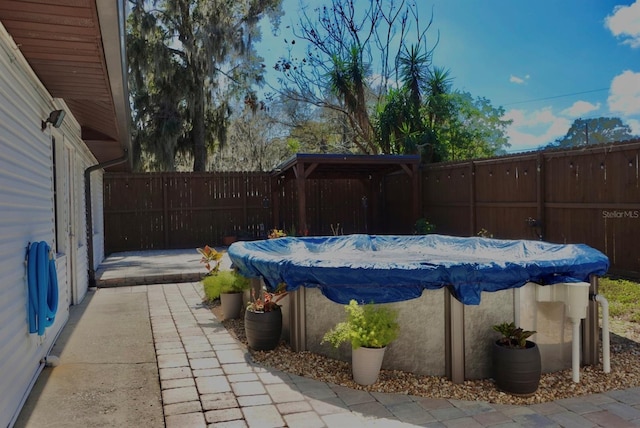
[14,288,163,428]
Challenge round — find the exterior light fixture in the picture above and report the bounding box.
[41,109,66,131]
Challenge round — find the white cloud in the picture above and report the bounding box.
[509,74,530,84]
[628,118,640,135]
[502,107,571,151]
[561,101,601,117]
[605,0,640,48]
[608,70,640,115]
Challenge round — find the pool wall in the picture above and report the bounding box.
[288,283,580,381]
[463,289,514,379]
[304,287,447,376]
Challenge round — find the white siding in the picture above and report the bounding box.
[0,22,97,427]
[91,170,106,266]
[74,146,96,304]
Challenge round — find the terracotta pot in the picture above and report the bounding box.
[244,308,282,351]
[223,235,237,246]
[492,340,541,396]
[352,346,387,386]
[220,292,243,320]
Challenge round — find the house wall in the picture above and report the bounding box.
[0,22,99,426]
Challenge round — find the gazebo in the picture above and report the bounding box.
[270,153,421,236]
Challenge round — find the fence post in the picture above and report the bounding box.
[163,174,169,248]
[469,161,476,236]
[242,173,248,233]
[537,153,545,240]
[271,175,279,231]
[582,275,600,365]
[296,163,307,235]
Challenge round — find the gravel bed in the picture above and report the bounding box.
[211,303,640,405]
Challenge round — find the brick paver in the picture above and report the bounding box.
[144,280,640,428]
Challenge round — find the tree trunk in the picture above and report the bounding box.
[192,81,207,171]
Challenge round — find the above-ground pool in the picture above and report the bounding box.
[228,234,609,305]
[228,234,610,382]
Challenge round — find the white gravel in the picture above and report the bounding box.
[212,303,640,405]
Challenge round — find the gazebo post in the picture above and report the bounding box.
[295,162,307,235]
[270,175,280,231]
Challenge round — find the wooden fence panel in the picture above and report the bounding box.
[416,141,640,277]
[104,174,166,253]
[382,172,414,234]
[104,172,271,252]
[273,178,371,236]
[474,157,539,238]
[421,164,472,235]
[105,142,639,276]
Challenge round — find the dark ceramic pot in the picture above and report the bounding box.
[244,308,282,351]
[492,340,541,396]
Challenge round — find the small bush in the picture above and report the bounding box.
[202,270,250,302]
[599,277,640,322]
[414,218,436,235]
[322,300,399,349]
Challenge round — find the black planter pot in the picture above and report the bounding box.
[244,308,282,351]
[492,340,541,396]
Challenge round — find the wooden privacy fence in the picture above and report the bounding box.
[104,141,639,277]
[408,141,640,277]
[104,172,272,253]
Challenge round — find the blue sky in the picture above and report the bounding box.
[257,0,640,153]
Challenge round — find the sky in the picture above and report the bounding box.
[256,0,640,153]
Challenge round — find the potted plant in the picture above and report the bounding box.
[322,299,399,385]
[202,270,250,320]
[492,321,541,396]
[197,245,224,276]
[244,284,288,351]
[414,218,436,234]
[267,229,287,239]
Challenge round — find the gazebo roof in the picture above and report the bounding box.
[272,153,421,180]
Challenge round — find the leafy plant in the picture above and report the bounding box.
[202,270,250,301]
[477,228,493,238]
[414,218,436,234]
[330,223,343,236]
[246,283,288,313]
[322,300,399,349]
[493,322,536,349]
[197,245,224,275]
[268,229,287,239]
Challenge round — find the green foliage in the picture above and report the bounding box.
[375,63,511,161]
[127,0,284,171]
[477,228,493,238]
[197,245,224,274]
[598,277,640,322]
[202,270,250,301]
[434,92,512,161]
[493,322,536,349]
[322,300,399,349]
[550,117,637,149]
[274,0,433,155]
[414,218,436,234]
[246,283,288,312]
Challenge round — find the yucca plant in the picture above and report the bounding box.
[493,322,536,349]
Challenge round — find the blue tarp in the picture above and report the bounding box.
[228,234,609,305]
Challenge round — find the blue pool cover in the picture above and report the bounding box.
[228,234,609,305]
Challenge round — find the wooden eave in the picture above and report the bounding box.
[0,0,131,171]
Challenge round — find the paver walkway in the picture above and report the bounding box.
[140,281,640,428]
[22,249,640,428]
